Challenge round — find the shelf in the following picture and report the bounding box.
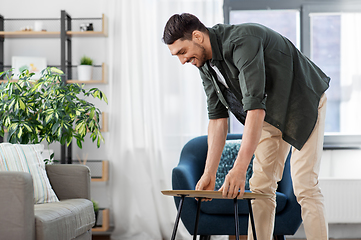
[92,226,114,236]
[101,112,108,133]
[87,111,108,133]
[0,31,60,38]
[1,63,107,84]
[91,160,109,182]
[92,208,110,232]
[0,14,108,38]
[67,14,108,37]
[73,160,109,182]
[0,79,17,83]
[67,63,107,84]
[1,10,108,164]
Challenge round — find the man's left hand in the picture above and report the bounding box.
[219,166,246,199]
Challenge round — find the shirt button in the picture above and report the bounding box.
[226,106,229,109]
[217,91,220,94]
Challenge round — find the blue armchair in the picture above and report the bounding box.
[172,134,302,239]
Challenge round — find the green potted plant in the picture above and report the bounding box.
[91,199,100,228]
[0,67,108,160]
[78,55,93,81]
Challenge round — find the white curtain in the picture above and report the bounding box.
[105,0,223,239]
[340,13,361,133]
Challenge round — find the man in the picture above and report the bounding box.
[163,13,329,240]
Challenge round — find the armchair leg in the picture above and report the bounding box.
[273,235,285,240]
[199,235,211,240]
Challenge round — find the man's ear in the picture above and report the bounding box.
[192,30,204,43]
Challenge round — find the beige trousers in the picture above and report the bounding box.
[248,94,328,240]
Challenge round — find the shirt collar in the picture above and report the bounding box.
[208,27,223,63]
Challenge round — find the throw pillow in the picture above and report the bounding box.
[215,139,254,190]
[0,143,59,204]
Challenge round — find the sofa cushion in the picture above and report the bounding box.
[215,139,254,190]
[0,143,59,204]
[34,199,95,240]
[201,191,288,215]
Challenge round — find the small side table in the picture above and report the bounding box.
[162,190,271,240]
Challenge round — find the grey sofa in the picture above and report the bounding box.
[0,164,95,240]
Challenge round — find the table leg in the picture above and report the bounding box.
[234,198,240,240]
[193,198,203,240]
[171,195,186,240]
[247,199,257,240]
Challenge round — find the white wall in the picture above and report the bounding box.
[320,149,361,179]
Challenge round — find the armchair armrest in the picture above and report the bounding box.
[0,172,35,240]
[46,164,91,200]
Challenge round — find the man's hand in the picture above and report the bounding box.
[219,166,246,199]
[195,172,216,201]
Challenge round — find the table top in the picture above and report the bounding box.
[161,190,272,199]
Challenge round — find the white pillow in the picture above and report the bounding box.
[0,143,59,204]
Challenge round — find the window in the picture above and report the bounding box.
[310,12,361,134]
[228,9,300,133]
[224,1,361,145]
[230,10,300,47]
[310,13,341,133]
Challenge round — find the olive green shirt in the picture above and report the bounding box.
[199,23,330,150]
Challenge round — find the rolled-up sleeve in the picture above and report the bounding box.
[200,70,229,119]
[231,35,267,111]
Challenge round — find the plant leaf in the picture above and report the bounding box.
[23,123,32,132]
[76,139,82,148]
[52,122,60,135]
[45,113,53,124]
[17,127,23,139]
[19,98,26,110]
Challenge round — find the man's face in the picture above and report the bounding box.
[168,39,208,68]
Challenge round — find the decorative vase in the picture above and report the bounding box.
[77,65,93,81]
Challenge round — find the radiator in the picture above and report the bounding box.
[319,179,361,223]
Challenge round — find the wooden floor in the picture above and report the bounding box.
[92,235,361,240]
[93,236,361,240]
[229,236,361,240]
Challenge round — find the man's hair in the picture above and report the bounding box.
[162,13,208,45]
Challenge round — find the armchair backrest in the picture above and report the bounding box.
[173,134,292,194]
[172,135,208,190]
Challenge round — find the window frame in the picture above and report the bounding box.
[223,0,361,148]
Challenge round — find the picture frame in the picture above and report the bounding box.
[12,56,47,80]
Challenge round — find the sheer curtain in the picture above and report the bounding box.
[105,0,223,239]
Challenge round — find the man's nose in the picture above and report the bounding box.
[178,55,188,65]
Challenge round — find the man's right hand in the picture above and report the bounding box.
[195,172,215,201]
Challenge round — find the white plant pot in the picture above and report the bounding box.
[77,65,93,81]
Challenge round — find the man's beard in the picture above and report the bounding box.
[194,42,208,68]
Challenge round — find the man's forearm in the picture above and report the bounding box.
[204,118,228,175]
[233,109,265,172]
[220,109,265,198]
